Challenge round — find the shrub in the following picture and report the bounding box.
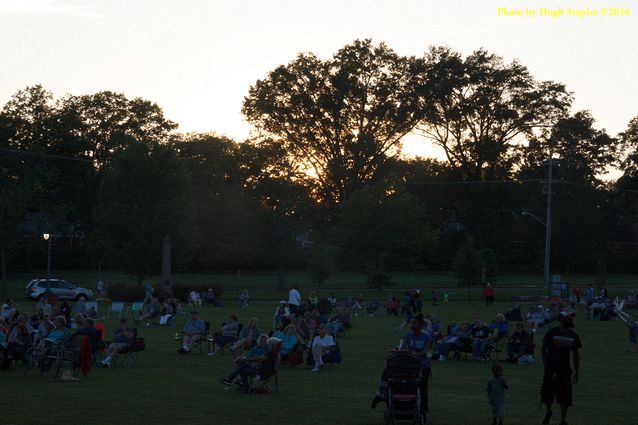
[169,284,225,302]
[106,282,145,302]
[105,282,225,303]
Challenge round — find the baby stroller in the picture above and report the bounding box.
[384,351,425,425]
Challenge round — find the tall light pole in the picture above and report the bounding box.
[543,152,554,295]
[522,150,554,295]
[42,229,52,292]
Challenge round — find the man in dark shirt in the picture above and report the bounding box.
[540,311,581,425]
[471,319,492,360]
[507,322,532,362]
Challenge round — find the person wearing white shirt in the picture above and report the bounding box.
[311,325,336,372]
[288,286,301,316]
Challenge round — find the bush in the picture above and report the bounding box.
[105,282,225,302]
[106,282,146,302]
[169,284,225,302]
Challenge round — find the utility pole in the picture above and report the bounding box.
[543,150,554,294]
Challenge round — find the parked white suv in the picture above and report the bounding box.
[25,279,93,301]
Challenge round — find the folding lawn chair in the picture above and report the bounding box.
[108,302,125,319]
[113,330,144,368]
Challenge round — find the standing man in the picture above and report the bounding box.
[288,285,301,318]
[540,311,582,425]
[143,280,154,305]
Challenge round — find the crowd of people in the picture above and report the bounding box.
[2,279,637,424]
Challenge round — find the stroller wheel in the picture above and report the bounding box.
[384,408,395,425]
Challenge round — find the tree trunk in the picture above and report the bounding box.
[0,239,6,298]
[274,213,287,292]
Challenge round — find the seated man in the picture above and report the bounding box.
[437,321,471,361]
[507,322,533,362]
[71,317,103,355]
[207,313,241,355]
[189,290,202,307]
[503,304,523,322]
[100,317,136,368]
[310,324,336,372]
[178,311,205,354]
[218,336,280,392]
[527,306,552,332]
[470,319,492,360]
[327,307,350,336]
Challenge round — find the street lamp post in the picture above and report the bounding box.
[522,150,554,295]
[43,230,52,292]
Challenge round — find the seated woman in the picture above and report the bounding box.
[275,324,302,363]
[35,316,70,357]
[272,301,291,330]
[232,317,261,357]
[208,313,241,355]
[437,321,470,362]
[37,314,54,341]
[3,323,32,369]
[159,301,175,326]
[372,314,432,415]
[218,336,280,392]
[100,317,136,368]
[296,311,315,346]
[507,322,533,362]
[310,324,336,372]
[490,314,509,340]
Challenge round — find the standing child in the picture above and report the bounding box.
[487,363,508,425]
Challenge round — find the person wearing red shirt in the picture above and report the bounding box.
[483,284,495,307]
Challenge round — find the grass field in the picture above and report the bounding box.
[1,271,637,425]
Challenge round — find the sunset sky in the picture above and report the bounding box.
[1,0,636,161]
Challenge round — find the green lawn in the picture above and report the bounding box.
[2,281,637,425]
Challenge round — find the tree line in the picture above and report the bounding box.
[2,39,638,290]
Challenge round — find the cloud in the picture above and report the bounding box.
[0,0,108,19]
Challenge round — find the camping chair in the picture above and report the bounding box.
[175,321,210,354]
[40,334,85,379]
[112,330,144,368]
[108,302,125,319]
[130,302,144,318]
[217,323,243,356]
[85,301,98,318]
[249,343,281,394]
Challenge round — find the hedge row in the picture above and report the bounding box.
[105,282,224,303]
